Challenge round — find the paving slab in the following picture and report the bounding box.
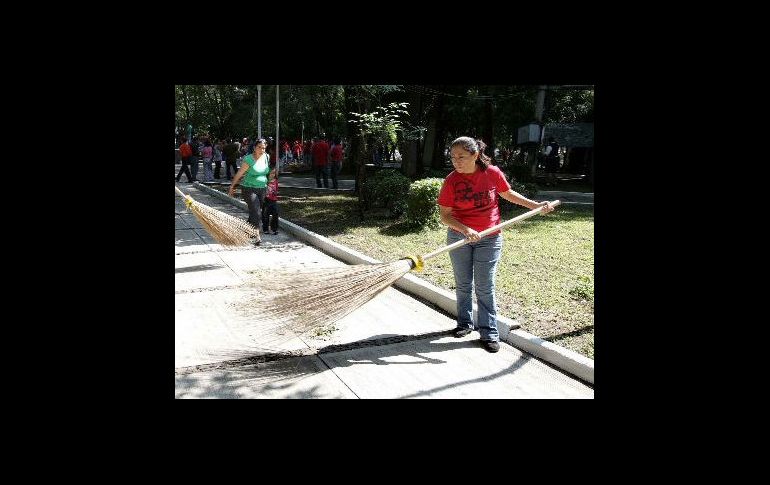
[319,334,594,399]
[175,252,244,292]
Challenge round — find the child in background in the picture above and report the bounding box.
[262,166,280,235]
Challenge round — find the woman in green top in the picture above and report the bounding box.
[229,138,271,245]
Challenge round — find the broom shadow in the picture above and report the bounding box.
[175,355,335,399]
[315,331,478,366]
[177,331,480,374]
[177,333,539,399]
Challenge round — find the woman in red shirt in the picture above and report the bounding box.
[437,137,554,353]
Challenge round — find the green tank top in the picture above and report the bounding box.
[241,153,270,188]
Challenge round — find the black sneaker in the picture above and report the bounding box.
[482,340,500,353]
[454,327,472,338]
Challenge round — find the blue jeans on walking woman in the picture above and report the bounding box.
[447,230,503,342]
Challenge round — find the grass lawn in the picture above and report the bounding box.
[216,184,594,359]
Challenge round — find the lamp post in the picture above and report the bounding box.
[276,85,280,173]
[257,85,262,138]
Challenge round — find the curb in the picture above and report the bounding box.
[193,182,594,384]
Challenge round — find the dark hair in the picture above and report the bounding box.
[450,136,491,171]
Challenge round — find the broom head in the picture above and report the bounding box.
[241,258,414,337]
[185,196,259,246]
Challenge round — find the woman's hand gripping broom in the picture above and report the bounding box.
[248,201,561,336]
[175,185,259,247]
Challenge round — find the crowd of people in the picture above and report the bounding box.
[176,132,351,246]
[175,133,348,183]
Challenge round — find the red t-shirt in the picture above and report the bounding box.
[179,143,192,158]
[437,165,512,235]
[330,144,344,162]
[312,141,330,166]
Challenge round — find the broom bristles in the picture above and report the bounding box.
[240,259,413,336]
[188,198,259,246]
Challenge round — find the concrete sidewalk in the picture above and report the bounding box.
[174,183,594,398]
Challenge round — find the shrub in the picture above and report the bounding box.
[406,178,444,228]
[362,169,411,216]
[510,180,539,200]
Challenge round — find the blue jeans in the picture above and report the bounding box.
[447,230,503,342]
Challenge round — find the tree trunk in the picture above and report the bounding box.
[357,137,369,218]
[400,89,423,178]
[430,90,448,170]
[343,86,360,181]
[343,85,370,198]
[181,85,191,129]
[482,86,494,161]
[421,114,436,176]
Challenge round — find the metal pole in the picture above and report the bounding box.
[530,85,547,177]
[257,85,262,138]
[276,85,280,173]
[535,85,546,122]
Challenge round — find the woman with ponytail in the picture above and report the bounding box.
[437,136,554,352]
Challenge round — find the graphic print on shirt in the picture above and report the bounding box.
[454,180,492,208]
[267,180,278,198]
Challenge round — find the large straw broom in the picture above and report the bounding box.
[245,200,561,338]
[175,185,259,246]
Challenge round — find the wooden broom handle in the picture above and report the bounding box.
[174,185,189,199]
[421,200,561,261]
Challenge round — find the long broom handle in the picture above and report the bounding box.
[421,200,561,261]
[174,185,191,200]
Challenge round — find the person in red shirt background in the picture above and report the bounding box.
[437,136,554,353]
[176,137,194,183]
[328,137,344,189]
[303,139,312,165]
[292,140,302,165]
[312,134,330,188]
[281,139,290,164]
